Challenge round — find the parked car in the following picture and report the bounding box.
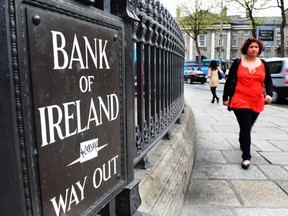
[184,60,198,71]
[184,69,207,84]
[265,58,288,103]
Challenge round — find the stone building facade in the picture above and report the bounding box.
[183,17,288,65]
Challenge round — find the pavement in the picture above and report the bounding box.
[136,82,288,216]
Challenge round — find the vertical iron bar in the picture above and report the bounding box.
[136,42,145,152]
[161,49,165,129]
[144,43,151,144]
[150,46,156,139]
[156,47,161,133]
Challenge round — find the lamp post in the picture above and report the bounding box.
[219,0,223,68]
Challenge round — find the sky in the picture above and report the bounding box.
[158,0,286,18]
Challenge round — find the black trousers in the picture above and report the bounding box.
[210,86,219,102]
[233,108,259,161]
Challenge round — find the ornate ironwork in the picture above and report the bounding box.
[1,0,184,215]
[150,116,155,139]
[133,0,185,166]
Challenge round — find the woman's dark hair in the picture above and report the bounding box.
[209,60,218,70]
[240,37,264,55]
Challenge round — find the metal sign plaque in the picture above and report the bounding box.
[27,7,124,216]
[256,26,276,46]
[258,30,274,41]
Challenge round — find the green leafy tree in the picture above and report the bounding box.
[227,0,263,37]
[228,0,287,57]
[177,0,226,65]
[247,0,287,57]
[275,0,286,57]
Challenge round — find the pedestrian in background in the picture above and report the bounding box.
[222,37,273,169]
[225,66,229,79]
[208,60,224,103]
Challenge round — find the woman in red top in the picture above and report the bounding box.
[223,38,273,169]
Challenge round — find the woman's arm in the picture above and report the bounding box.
[207,68,212,78]
[218,67,224,73]
[262,60,273,103]
[262,60,273,97]
[222,58,240,103]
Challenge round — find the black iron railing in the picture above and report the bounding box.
[132,1,185,166]
[0,0,184,215]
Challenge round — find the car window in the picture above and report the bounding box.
[184,62,198,67]
[267,61,283,74]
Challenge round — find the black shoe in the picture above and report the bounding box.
[217,99,219,103]
[211,100,215,103]
[241,160,250,169]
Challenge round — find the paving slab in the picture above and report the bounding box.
[212,125,239,133]
[222,150,270,165]
[221,150,244,164]
[276,180,288,194]
[225,138,241,150]
[225,139,263,152]
[269,116,288,127]
[194,116,219,125]
[195,149,227,164]
[185,179,241,206]
[254,119,282,127]
[259,152,288,165]
[231,180,288,207]
[269,140,288,151]
[280,127,288,133]
[234,208,288,216]
[218,120,238,127]
[258,165,288,180]
[181,206,234,216]
[195,136,235,151]
[252,126,287,134]
[252,133,288,141]
[252,140,282,152]
[195,125,215,133]
[192,164,267,180]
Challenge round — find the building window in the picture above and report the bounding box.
[198,35,206,47]
[231,51,237,59]
[277,39,281,46]
[232,31,237,37]
[244,30,249,35]
[232,39,237,47]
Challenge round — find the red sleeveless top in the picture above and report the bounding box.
[229,62,266,112]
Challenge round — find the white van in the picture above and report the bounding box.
[265,58,288,103]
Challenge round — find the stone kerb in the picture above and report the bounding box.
[135,104,196,216]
